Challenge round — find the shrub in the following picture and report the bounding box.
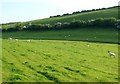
[92,18,104,26]
[54,22,62,29]
[15,22,22,30]
[63,13,69,16]
[62,22,70,28]
[2,18,118,31]
[27,24,52,31]
[92,18,117,27]
[70,20,87,28]
[102,18,117,27]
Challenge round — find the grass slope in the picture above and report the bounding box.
[2,40,118,82]
[1,7,118,30]
[2,6,119,82]
[3,27,118,43]
[31,7,118,25]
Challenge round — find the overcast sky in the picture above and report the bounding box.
[1,0,119,23]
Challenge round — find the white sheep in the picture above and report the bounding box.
[8,38,12,40]
[15,39,18,41]
[108,51,116,58]
[23,26,26,28]
[87,44,90,47]
[27,40,31,42]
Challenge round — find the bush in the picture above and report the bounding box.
[62,22,70,28]
[2,17,118,31]
[15,22,22,30]
[102,18,117,27]
[92,18,117,27]
[27,24,52,31]
[70,20,87,28]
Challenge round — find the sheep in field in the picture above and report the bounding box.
[15,39,18,41]
[27,40,31,42]
[108,51,116,58]
[8,38,12,40]
[87,44,90,47]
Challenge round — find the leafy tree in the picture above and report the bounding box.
[15,22,22,30]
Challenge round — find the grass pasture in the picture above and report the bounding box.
[31,7,118,25]
[2,39,118,82]
[1,7,118,30]
[1,6,119,82]
[2,27,118,43]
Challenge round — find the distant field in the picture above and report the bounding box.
[2,27,118,43]
[31,7,118,25]
[1,7,118,30]
[2,40,118,82]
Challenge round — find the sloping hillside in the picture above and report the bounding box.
[3,27,118,43]
[2,40,118,82]
[2,6,119,82]
[2,6,118,30]
[30,7,118,25]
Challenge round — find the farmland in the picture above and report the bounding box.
[2,39,118,82]
[1,6,118,30]
[1,6,119,82]
[2,27,118,43]
[31,7,118,25]
[2,27,119,82]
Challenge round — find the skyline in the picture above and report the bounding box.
[1,0,119,24]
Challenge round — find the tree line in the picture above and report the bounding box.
[2,18,119,32]
[49,6,119,18]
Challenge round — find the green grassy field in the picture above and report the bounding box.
[2,39,118,82]
[2,6,119,82]
[2,27,118,43]
[2,27,119,82]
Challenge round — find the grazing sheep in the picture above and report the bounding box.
[108,51,116,58]
[87,44,90,47]
[23,26,26,28]
[8,37,12,40]
[15,39,18,41]
[27,40,31,42]
[68,35,71,37]
[55,22,62,28]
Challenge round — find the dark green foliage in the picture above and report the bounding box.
[70,20,87,28]
[61,22,70,28]
[2,18,118,31]
[15,22,22,30]
[62,13,69,16]
[49,15,61,18]
[2,27,19,32]
[92,18,117,27]
[72,11,80,14]
[70,20,81,28]
[27,24,52,31]
[115,20,120,29]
